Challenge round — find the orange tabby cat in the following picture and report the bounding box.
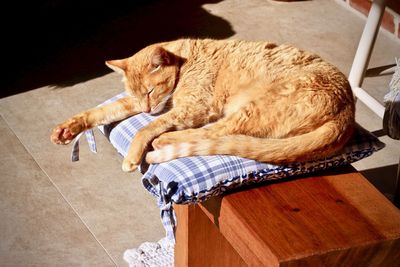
[51,39,355,172]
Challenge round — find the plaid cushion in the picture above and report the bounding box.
[75,92,385,241]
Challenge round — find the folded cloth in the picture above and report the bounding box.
[72,92,385,241]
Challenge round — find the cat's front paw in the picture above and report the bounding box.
[122,158,139,172]
[51,117,86,145]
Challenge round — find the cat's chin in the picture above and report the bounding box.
[148,107,164,115]
[145,107,164,116]
[147,106,165,115]
[148,93,173,115]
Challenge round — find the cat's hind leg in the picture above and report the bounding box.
[147,97,292,163]
[151,99,275,151]
[151,128,211,150]
[147,115,265,163]
[147,124,236,163]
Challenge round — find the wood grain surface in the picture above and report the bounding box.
[175,166,400,266]
[174,203,247,267]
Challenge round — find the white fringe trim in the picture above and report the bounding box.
[123,237,174,267]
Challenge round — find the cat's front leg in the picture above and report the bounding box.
[51,115,87,145]
[51,96,140,145]
[122,118,172,172]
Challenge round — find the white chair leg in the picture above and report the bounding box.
[348,0,387,89]
[349,0,387,119]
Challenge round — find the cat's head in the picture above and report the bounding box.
[106,46,180,114]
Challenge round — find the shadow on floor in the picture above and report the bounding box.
[361,164,399,202]
[1,0,234,98]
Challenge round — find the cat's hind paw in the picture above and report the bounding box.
[146,150,160,164]
[151,132,180,150]
[146,144,181,164]
[151,138,165,150]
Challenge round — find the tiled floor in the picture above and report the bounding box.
[1,0,399,266]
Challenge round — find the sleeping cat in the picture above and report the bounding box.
[51,39,355,172]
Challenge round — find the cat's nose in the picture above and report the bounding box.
[143,106,151,113]
[141,101,151,113]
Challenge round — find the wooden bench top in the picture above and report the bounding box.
[175,166,400,266]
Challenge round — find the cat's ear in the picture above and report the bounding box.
[151,47,171,68]
[105,59,127,74]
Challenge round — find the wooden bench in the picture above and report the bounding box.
[174,166,400,266]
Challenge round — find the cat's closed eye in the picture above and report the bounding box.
[150,65,161,74]
[148,87,155,96]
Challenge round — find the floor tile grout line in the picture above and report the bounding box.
[0,113,119,267]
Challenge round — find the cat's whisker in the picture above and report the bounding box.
[150,65,161,74]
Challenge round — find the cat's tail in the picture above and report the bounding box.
[146,119,354,165]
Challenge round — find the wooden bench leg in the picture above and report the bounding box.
[174,204,247,267]
[394,159,400,208]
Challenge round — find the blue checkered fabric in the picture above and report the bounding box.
[72,92,385,241]
[71,130,97,162]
